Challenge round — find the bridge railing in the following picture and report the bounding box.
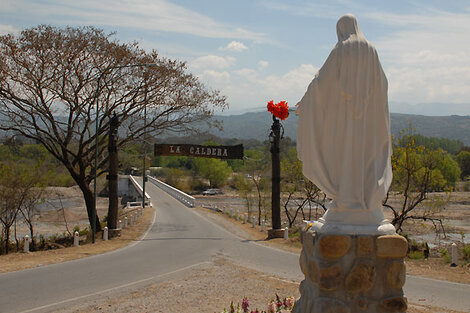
[129,175,151,204]
[147,175,195,208]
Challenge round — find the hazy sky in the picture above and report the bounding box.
[1,0,469,115]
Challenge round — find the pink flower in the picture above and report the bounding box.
[285,296,295,310]
[242,297,250,313]
[267,301,276,313]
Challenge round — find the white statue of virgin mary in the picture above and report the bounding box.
[296,14,395,234]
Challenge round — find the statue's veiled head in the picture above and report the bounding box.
[336,14,363,42]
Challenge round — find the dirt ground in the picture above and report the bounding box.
[0,206,155,273]
[1,187,469,312]
[194,205,470,285]
[49,257,465,313]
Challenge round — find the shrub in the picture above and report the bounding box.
[408,251,425,260]
[462,244,470,263]
[440,248,452,263]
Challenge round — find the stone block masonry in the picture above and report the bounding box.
[293,231,408,313]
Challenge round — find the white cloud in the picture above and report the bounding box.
[258,60,269,70]
[191,55,236,70]
[222,64,318,112]
[198,70,231,91]
[0,23,18,35]
[259,1,342,19]
[234,68,257,80]
[3,0,268,42]
[368,10,470,104]
[219,41,248,52]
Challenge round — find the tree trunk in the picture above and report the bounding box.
[5,227,10,254]
[79,182,102,233]
[29,225,36,251]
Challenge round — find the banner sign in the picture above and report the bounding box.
[154,144,244,160]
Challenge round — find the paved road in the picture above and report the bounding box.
[0,179,469,312]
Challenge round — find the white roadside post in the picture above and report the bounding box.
[261,219,265,232]
[243,214,247,224]
[24,235,30,253]
[236,210,239,220]
[284,227,289,240]
[129,214,134,226]
[451,243,458,267]
[74,231,79,246]
[103,226,108,241]
[118,219,122,229]
[251,216,256,228]
[124,217,128,228]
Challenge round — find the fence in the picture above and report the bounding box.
[128,175,151,204]
[147,175,195,208]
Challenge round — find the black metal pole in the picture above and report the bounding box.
[142,101,147,209]
[271,116,281,231]
[107,113,119,230]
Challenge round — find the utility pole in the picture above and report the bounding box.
[107,113,119,232]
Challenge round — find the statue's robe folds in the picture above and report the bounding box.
[296,14,393,229]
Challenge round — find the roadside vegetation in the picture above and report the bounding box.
[0,25,226,235]
[1,128,468,257]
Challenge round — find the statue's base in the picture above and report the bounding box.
[293,229,408,313]
[268,228,285,239]
[311,218,396,236]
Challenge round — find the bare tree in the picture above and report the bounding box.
[281,147,326,228]
[0,163,43,254]
[0,26,226,231]
[243,150,270,225]
[19,187,44,251]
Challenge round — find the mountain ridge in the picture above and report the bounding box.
[201,111,470,146]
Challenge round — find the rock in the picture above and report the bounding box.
[378,297,408,313]
[299,250,309,276]
[319,235,351,259]
[308,260,319,283]
[318,264,343,291]
[314,298,350,313]
[385,261,406,289]
[355,298,370,311]
[345,260,376,294]
[357,236,374,256]
[303,231,315,258]
[376,235,408,258]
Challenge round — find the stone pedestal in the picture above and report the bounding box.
[293,231,408,313]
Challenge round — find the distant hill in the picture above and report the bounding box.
[198,112,470,146]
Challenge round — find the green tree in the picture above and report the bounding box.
[384,129,454,233]
[194,158,232,188]
[0,25,226,231]
[233,173,254,218]
[456,150,470,180]
[439,154,461,187]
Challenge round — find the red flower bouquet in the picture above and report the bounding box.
[267,100,289,120]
